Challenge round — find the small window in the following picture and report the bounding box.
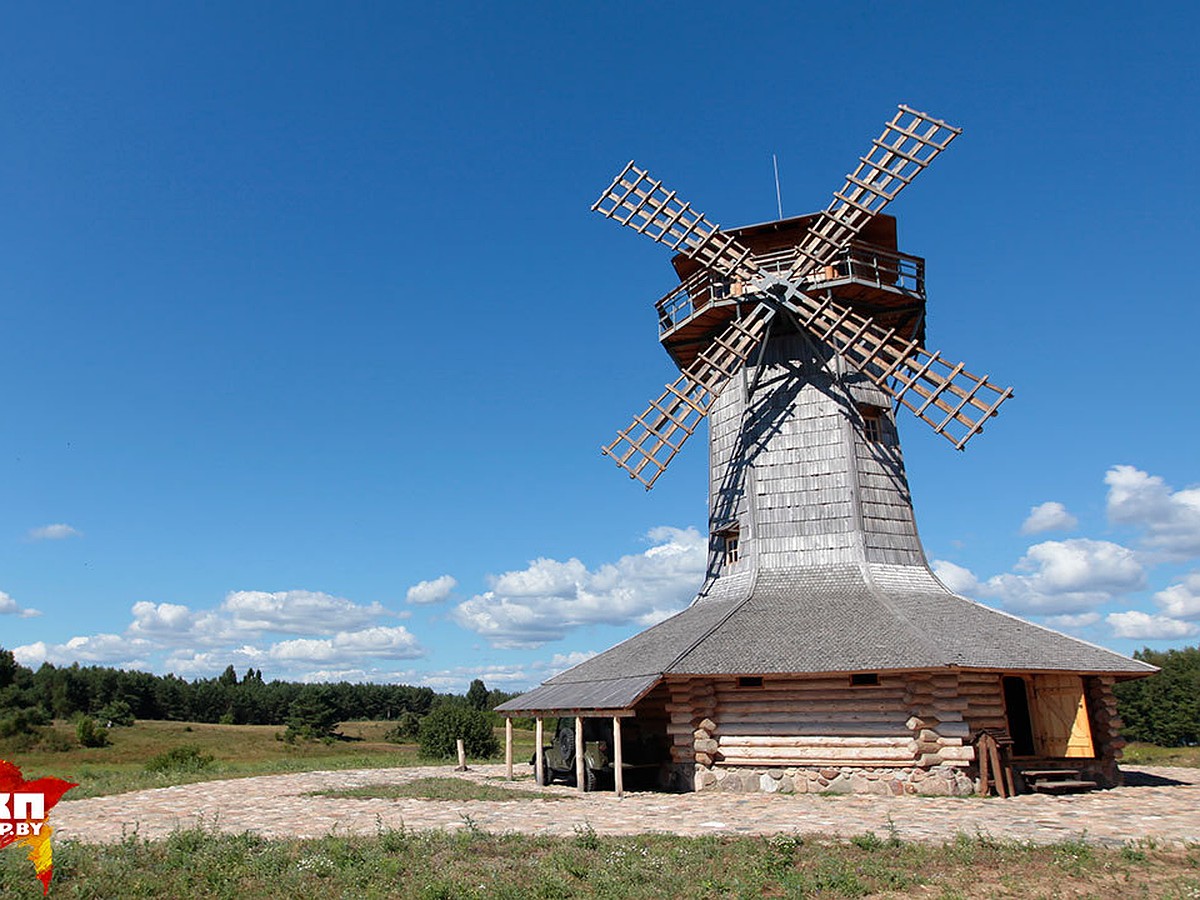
[850,672,880,686]
[861,408,884,443]
[715,525,740,567]
[737,676,763,688]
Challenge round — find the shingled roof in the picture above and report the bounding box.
[496,563,1156,715]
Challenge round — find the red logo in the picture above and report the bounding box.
[0,760,77,895]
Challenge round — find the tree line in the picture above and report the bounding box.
[0,647,516,734]
[1113,645,1200,747]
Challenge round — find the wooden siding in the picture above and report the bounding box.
[706,331,926,578]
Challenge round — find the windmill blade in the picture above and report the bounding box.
[789,106,961,280]
[592,162,761,283]
[604,303,777,488]
[776,286,1011,449]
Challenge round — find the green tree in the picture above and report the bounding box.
[1115,646,1200,746]
[466,678,489,711]
[285,687,341,740]
[418,705,500,759]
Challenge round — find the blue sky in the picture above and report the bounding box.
[2,2,1198,692]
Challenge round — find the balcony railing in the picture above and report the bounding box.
[656,241,925,335]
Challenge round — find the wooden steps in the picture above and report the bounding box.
[1020,768,1098,795]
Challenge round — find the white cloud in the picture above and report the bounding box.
[221,590,387,635]
[452,526,705,648]
[931,559,979,595]
[979,538,1145,614]
[160,624,424,679]
[27,523,82,541]
[14,634,155,669]
[1107,610,1199,640]
[544,650,598,674]
[1021,501,1078,535]
[1041,612,1102,630]
[1106,465,1200,560]
[406,575,457,605]
[415,664,531,693]
[0,590,41,618]
[1153,571,1200,620]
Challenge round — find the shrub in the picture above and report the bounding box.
[75,716,111,748]
[384,712,422,743]
[145,744,215,774]
[0,705,50,738]
[417,705,499,759]
[96,699,136,727]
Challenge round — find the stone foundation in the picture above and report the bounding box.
[694,763,976,796]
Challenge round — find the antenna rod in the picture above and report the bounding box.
[772,154,783,219]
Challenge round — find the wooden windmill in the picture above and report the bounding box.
[497,108,1155,798]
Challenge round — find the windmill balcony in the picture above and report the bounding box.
[656,241,926,338]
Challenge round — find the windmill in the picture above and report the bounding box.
[496,109,1155,797]
[594,105,1011,493]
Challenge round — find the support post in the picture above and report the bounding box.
[455,738,466,771]
[575,716,586,792]
[534,717,544,786]
[505,718,514,781]
[613,715,624,797]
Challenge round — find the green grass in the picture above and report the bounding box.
[309,776,557,802]
[0,828,1196,899]
[1123,742,1200,767]
[0,720,539,799]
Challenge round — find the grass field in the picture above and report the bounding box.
[1,826,1197,899]
[0,720,539,800]
[1122,742,1200,768]
[309,776,556,802]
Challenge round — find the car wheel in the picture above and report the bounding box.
[537,755,552,786]
[583,761,598,793]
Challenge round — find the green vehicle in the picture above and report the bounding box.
[534,717,663,791]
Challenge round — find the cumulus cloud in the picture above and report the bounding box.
[1042,612,1102,630]
[453,526,706,648]
[1021,501,1078,535]
[1153,572,1200,620]
[221,590,387,634]
[979,538,1145,614]
[406,575,457,605]
[161,624,424,679]
[27,523,82,541]
[1106,465,1200,559]
[416,664,531,693]
[0,591,41,618]
[544,650,598,673]
[14,634,155,669]
[1107,611,1199,640]
[931,560,979,595]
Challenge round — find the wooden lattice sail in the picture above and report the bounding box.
[593,105,1009,488]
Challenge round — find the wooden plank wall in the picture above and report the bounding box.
[666,672,978,770]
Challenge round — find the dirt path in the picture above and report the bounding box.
[53,764,1200,847]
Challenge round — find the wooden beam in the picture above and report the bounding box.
[505,718,513,781]
[575,716,586,792]
[613,715,624,798]
[534,718,544,787]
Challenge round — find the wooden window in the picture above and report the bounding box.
[861,408,884,443]
[850,672,880,686]
[724,531,739,565]
[737,676,763,688]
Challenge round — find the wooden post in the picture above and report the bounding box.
[505,718,514,781]
[613,715,624,797]
[575,716,585,792]
[534,717,544,786]
[456,738,466,771]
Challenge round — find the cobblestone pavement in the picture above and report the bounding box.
[53,765,1200,848]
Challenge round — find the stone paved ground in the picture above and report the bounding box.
[53,765,1200,848]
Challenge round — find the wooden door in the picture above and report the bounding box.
[1031,674,1094,758]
